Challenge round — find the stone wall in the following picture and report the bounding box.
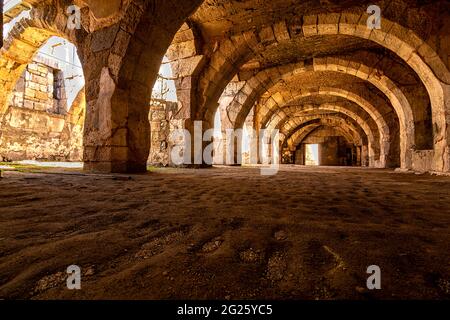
[0,107,83,161]
[242,108,255,165]
[0,58,84,162]
[411,150,434,173]
[9,59,67,115]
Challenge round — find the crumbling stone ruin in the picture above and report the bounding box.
[0,0,449,174]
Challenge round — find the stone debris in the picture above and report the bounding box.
[33,272,66,294]
[240,248,265,263]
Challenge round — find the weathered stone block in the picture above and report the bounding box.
[91,24,120,53]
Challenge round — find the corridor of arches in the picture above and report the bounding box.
[0,0,449,300]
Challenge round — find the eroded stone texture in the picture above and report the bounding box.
[0,105,83,161]
[0,88,85,162]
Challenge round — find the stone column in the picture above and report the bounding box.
[83,66,151,173]
[356,146,362,166]
[81,23,152,173]
[295,145,305,165]
[221,127,242,166]
[248,128,259,165]
[260,131,273,165]
[361,145,369,167]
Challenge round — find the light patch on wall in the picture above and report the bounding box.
[152,56,177,102]
[33,36,85,111]
[305,144,319,166]
[3,5,30,38]
[4,0,22,12]
[214,109,222,138]
[241,124,250,154]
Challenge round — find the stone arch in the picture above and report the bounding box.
[260,89,393,166]
[266,103,381,167]
[197,32,256,124]
[286,122,365,166]
[221,61,306,130]
[282,116,368,166]
[323,10,450,170]
[257,85,402,167]
[260,87,389,135]
[278,110,377,167]
[0,5,88,162]
[81,0,204,172]
[164,22,205,119]
[0,6,82,118]
[281,114,368,147]
[288,124,361,152]
[196,10,450,171]
[223,59,413,168]
[312,57,415,167]
[1,0,204,172]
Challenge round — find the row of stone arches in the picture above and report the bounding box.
[167,3,449,172]
[1,0,449,173]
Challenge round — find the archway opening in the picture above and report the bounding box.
[0,34,85,164]
[148,56,178,167]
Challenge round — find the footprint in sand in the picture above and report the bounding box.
[135,228,189,259]
[201,238,223,253]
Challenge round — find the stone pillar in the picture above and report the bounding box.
[260,132,273,165]
[81,22,153,173]
[361,145,369,167]
[355,146,361,166]
[83,66,151,173]
[434,83,450,173]
[221,127,242,166]
[148,100,180,167]
[295,145,305,165]
[248,128,259,165]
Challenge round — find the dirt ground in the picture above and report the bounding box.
[0,165,449,300]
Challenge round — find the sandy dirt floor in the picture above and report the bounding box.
[0,165,449,300]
